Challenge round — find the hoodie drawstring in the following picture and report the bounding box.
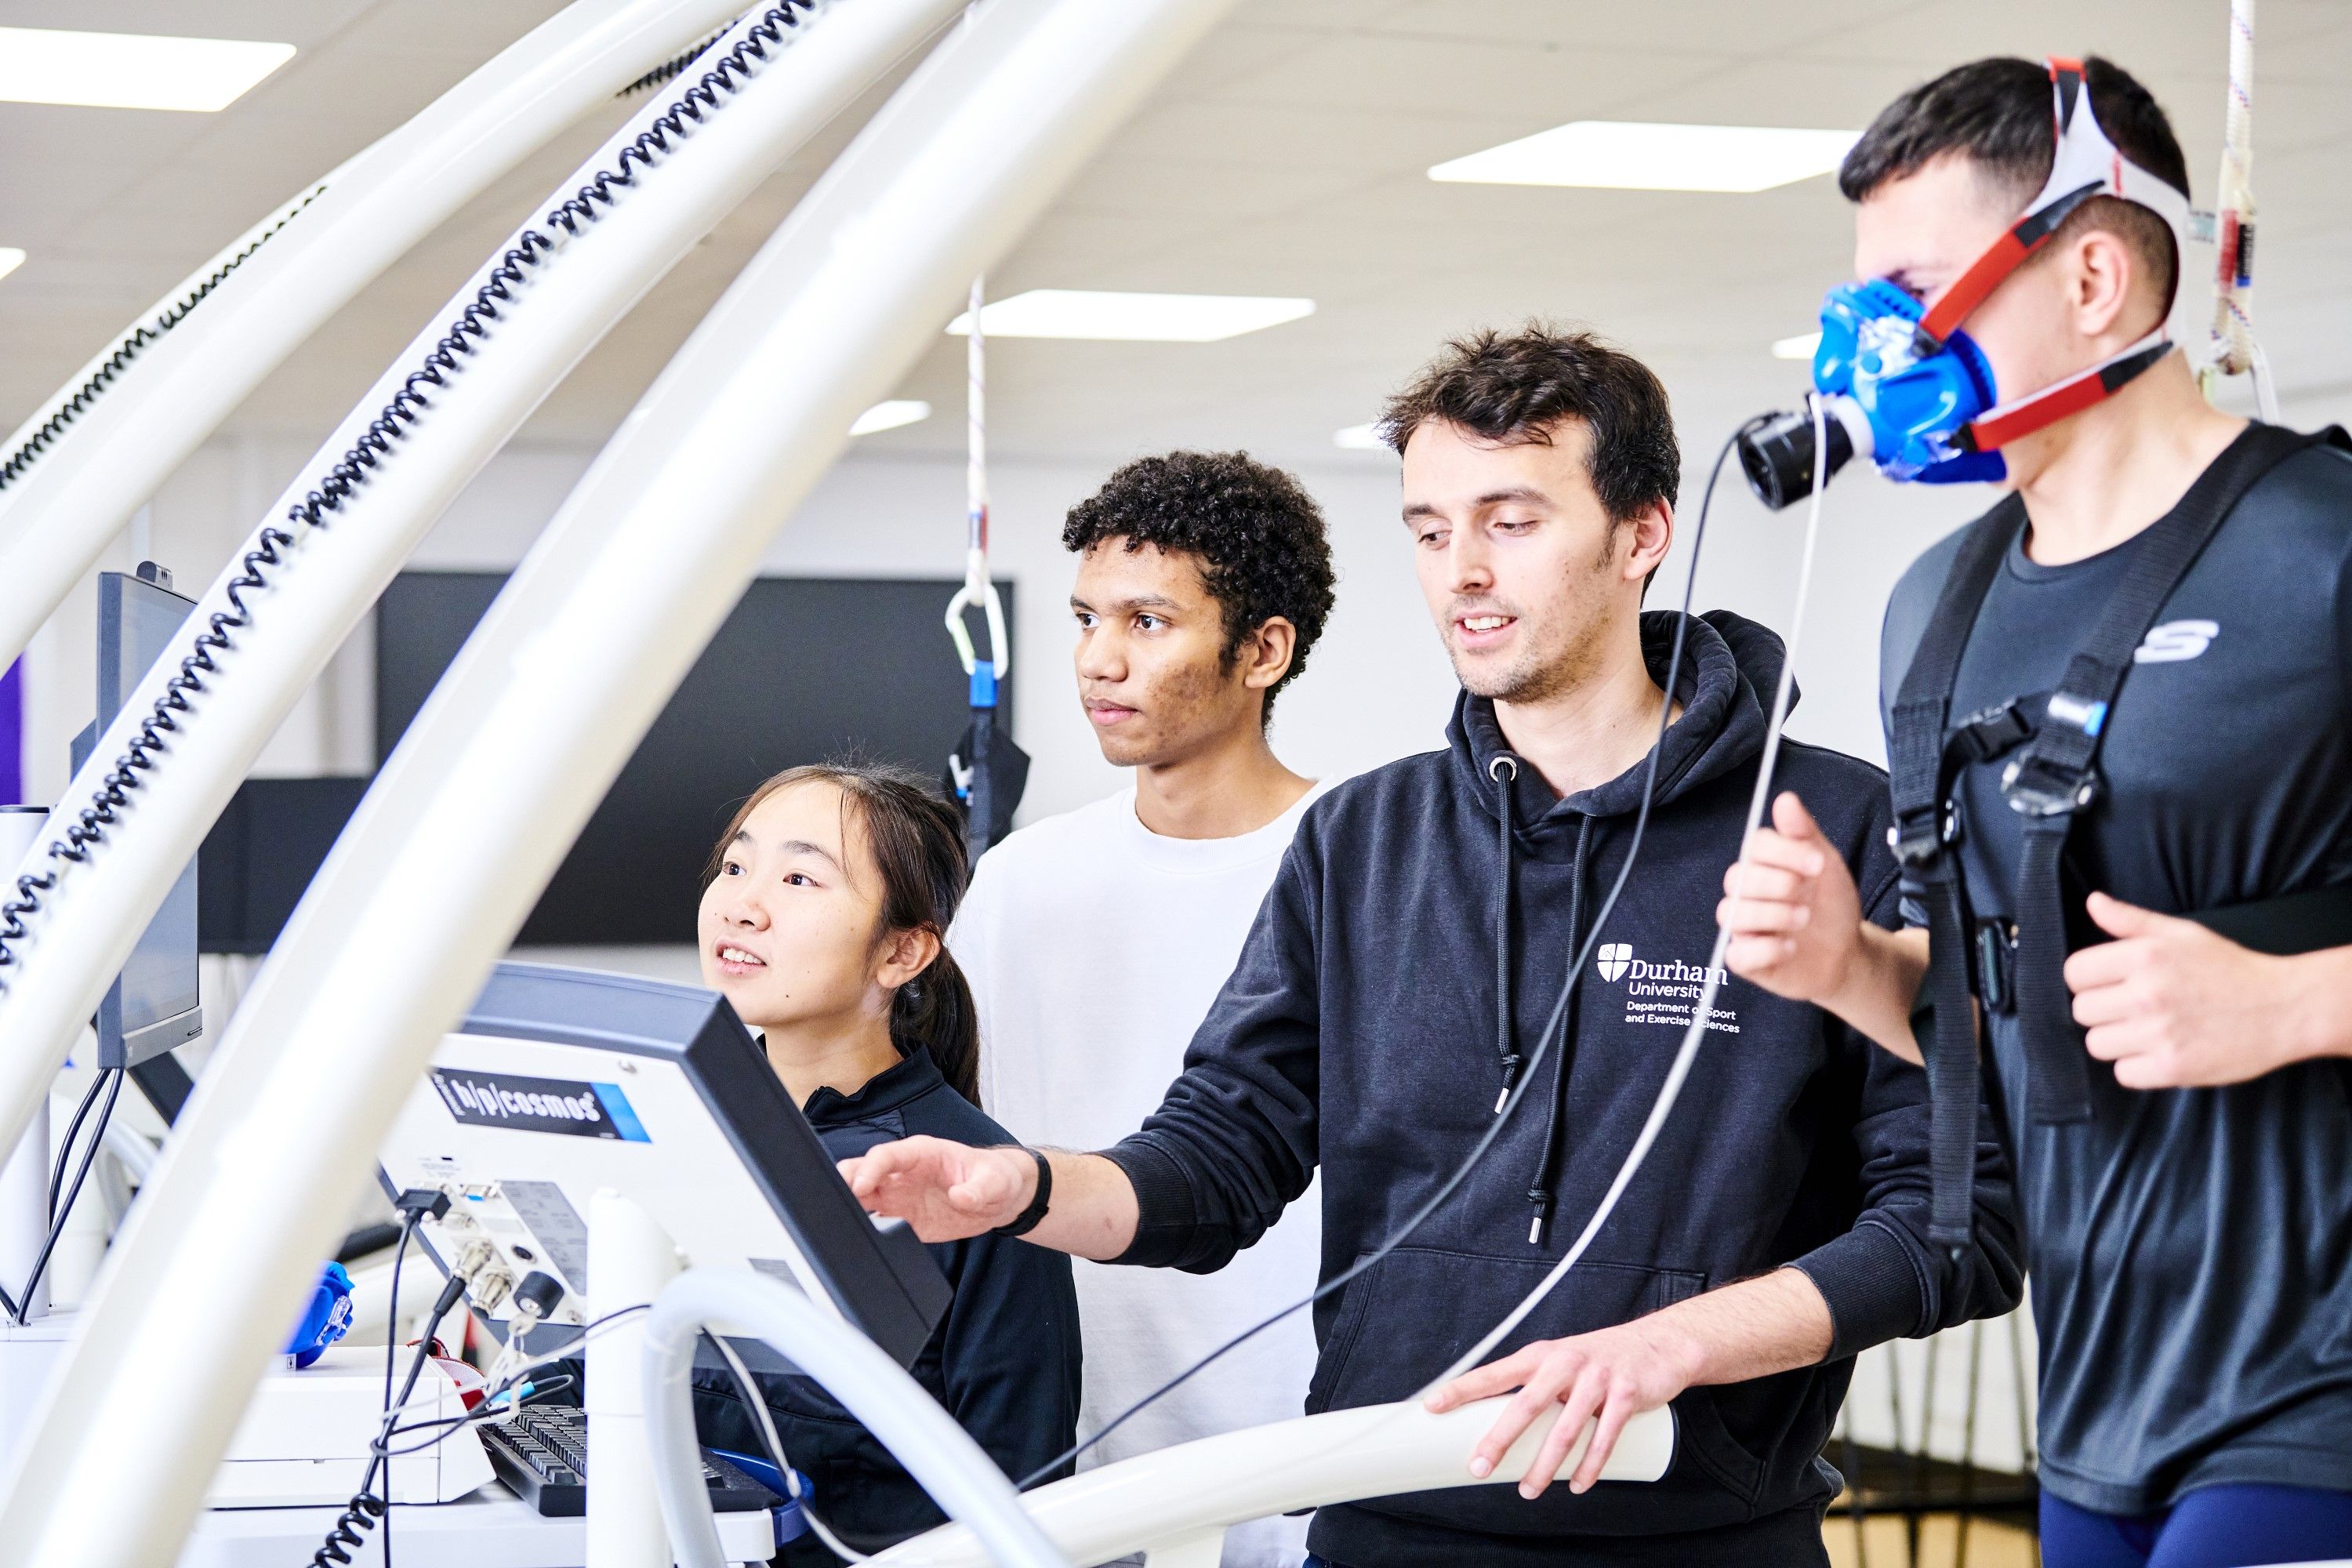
[1488,751,1595,1247]
[1489,754,1523,1114]
[1526,813,1593,1247]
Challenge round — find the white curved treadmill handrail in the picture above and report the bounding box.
[0,0,960,1287]
[0,0,750,672]
[868,1399,1674,1567]
[0,1,1240,1563]
[646,1269,1070,1568]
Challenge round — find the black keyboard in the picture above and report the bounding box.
[479,1405,781,1518]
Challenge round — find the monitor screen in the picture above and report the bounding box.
[198,776,372,956]
[77,571,203,1066]
[381,963,949,1368]
[375,573,1014,946]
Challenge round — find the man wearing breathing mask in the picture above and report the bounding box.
[1722,56,2352,1568]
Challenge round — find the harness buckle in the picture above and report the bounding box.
[1973,917,2018,1014]
[2000,753,2097,818]
[2043,691,2108,738]
[1890,817,1943,871]
[1890,797,1962,870]
[1951,697,2036,764]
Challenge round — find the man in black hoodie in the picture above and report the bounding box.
[844,326,2021,1566]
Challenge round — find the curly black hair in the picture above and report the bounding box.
[1062,451,1337,723]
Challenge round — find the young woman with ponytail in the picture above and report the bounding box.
[690,762,1080,1563]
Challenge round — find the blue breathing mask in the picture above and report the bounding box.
[1738,60,2189,513]
[1811,280,2006,486]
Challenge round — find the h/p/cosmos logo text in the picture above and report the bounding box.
[431,1068,649,1142]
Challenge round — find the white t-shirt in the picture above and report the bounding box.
[952,783,1329,1568]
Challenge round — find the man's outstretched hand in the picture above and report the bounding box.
[838,1136,1035,1243]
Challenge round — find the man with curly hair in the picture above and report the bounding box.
[948,449,1337,1568]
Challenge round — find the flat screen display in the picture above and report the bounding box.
[87,572,203,1064]
[375,573,1014,946]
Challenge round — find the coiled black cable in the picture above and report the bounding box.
[617,24,731,97]
[309,1490,385,1568]
[0,1,822,982]
[304,1210,419,1567]
[308,1297,641,1566]
[311,1258,468,1567]
[0,187,327,493]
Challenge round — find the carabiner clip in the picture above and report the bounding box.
[943,543,1010,699]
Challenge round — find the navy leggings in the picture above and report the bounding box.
[2042,1483,2352,1568]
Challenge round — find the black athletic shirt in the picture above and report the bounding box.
[1880,437,2352,1516]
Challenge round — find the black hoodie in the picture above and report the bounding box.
[1103,610,2023,1567]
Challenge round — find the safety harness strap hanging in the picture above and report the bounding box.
[943,275,1028,860]
[1888,495,2020,1248]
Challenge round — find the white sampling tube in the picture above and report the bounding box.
[0,0,960,1209]
[644,1269,1069,1568]
[869,1396,1671,1567]
[0,0,751,673]
[0,2,1240,1563]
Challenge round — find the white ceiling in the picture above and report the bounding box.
[4,0,2349,472]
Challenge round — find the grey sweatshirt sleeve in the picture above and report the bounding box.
[1786,855,2025,1359]
[1098,826,1325,1274]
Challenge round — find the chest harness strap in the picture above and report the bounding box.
[1890,421,2350,1250]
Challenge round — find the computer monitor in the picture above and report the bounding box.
[68,564,202,1069]
[378,963,950,1370]
[374,572,1015,946]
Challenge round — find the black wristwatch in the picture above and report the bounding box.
[991,1147,1054,1238]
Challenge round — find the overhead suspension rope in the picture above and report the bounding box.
[944,276,1027,862]
[2200,0,2279,420]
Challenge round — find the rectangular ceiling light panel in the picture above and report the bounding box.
[1772,331,1824,361]
[849,400,931,436]
[948,289,1315,343]
[0,249,24,285]
[0,27,296,112]
[1432,122,1859,194]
